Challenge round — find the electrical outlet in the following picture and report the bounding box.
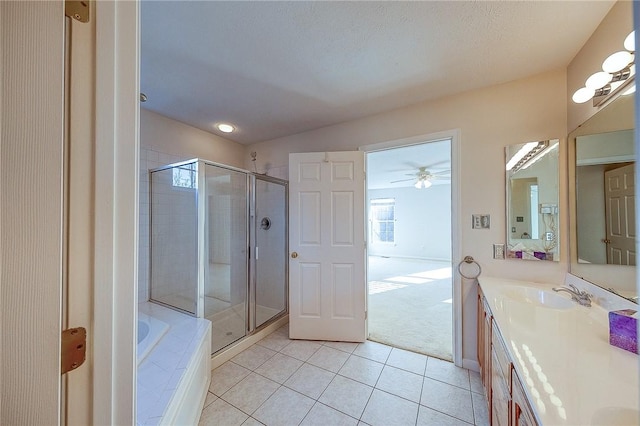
[493,244,505,259]
[545,232,554,241]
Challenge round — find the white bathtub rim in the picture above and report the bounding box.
[137,311,170,366]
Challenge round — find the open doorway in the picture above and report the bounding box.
[365,139,453,361]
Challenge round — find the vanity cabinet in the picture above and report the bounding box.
[477,288,492,400]
[511,369,537,426]
[491,322,511,426]
[478,285,538,426]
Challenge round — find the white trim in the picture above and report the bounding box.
[359,130,456,153]
[359,129,463,367]
[576,154,634,166]
[94,1,139,424]
[462,358,480,372]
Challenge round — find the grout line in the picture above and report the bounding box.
[210,329,480,425]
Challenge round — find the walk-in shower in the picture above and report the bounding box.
[149,159,288,354]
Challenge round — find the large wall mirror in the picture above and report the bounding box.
[569,92,636,298]
[505,139,560,261]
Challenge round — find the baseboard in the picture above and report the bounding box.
[462,358,480,372]
[210,315,289,370]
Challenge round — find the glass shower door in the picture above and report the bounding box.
[149,162,198,315]
[204,163,249,353]
[254,177,287,328]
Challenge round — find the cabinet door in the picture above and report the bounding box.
[491,350,510,426]
[477,286,492,400]
[483,299,492,395]
[512,369,538,426]
[477,290,485,380]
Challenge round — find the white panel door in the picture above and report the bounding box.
[605,164,636,265]
[1,1,65,424]
[289,152,366,342]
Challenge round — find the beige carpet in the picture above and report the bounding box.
[368,257,453,361]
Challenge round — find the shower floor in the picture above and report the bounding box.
[206,298,282,353]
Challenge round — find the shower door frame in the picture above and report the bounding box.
[250,174,290,334]
[149,159,289,353]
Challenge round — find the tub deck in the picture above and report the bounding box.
[137,301,211,425]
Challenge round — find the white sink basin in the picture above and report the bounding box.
[503,286,575,309]
[591,407,640,425]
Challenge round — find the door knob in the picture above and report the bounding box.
[291,252,298,259]
[602,239,611,244]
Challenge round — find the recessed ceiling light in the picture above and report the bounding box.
[216,123,235,133]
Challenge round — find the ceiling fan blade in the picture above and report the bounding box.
[431,169,451,175]
[403,161,424,169]
[423,160,450,169]
[390,178,415,183]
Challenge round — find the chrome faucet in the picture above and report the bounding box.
[552,284,592,307]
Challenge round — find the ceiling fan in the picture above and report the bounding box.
[390,166,451,189]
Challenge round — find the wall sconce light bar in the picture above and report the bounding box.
[572,31,635,106]
[509,140,549,173]
[592,66,634,107]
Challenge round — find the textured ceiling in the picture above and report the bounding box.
[140,1,614,145]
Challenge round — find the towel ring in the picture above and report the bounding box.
[458,256,481,279]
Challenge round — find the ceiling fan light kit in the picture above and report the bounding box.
[414,179,432,189]
[390,165,450,189]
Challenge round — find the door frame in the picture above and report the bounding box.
[93,1,139,424]
[359,129,462,367]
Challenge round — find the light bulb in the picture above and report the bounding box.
[216,123,235,133]
[585,71,612,89]
[414,181,422,189]
[625,31,635,52]
[572,87,595,104]
[623,84,636,96]
[602,51,633,73]
[423,180,432,188]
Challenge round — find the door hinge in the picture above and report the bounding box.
[61,327,87,375]
[365,311,367,320]
[65,1,90,23]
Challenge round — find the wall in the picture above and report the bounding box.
[139,109,246,301]
[367,186,452,261]
[567,1,632,132]
[248,68,568,366]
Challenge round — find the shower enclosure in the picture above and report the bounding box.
[149,159,288,354]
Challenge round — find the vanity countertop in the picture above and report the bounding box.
[478,276,639,426]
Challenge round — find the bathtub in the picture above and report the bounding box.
[137,302,211,425]
[137,312,169,365]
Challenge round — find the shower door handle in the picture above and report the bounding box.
[291,252,298,259]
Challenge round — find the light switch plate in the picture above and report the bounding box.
[493,244,505,259]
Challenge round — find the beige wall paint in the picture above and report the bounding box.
[567,1,632,132]
[140,108,246,167]
[248,68,568,364]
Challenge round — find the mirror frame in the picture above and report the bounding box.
[568,94,636,295]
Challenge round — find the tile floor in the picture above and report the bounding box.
[199,325,489,426]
